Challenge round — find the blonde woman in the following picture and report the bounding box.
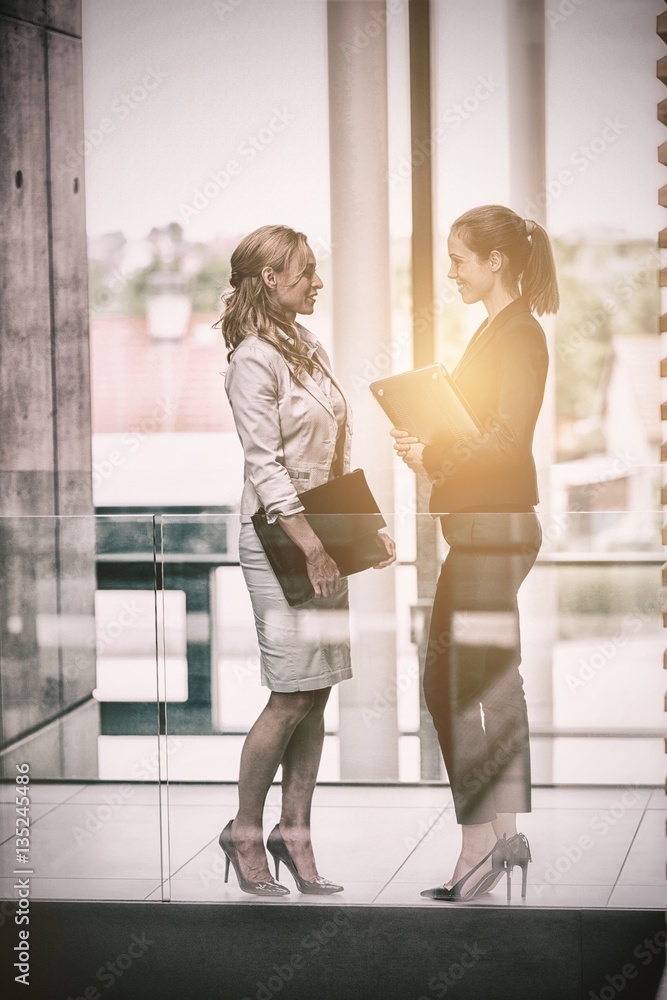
[218,225,395,896]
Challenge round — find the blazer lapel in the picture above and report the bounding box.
[314,345,350,414]
[283,332,344,421]
[453,298,531,379]
[293,325,351,423]
[298,364,336,417]
[452,319,492,379]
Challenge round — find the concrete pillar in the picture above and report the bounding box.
[0,0,97,774]
[507,0,547,228]
[506,0,556,776]
[407,0,443,779]
[327,0,398,780]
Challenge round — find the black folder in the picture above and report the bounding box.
[370,363,483,447]
[251,468,388,607]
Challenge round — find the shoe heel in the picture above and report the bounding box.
[218,821,289,897]
[506,866,512,904]
[266,824,344,895]
[507,833,532,902]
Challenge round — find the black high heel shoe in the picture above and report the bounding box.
[218,821,289,897]
[420,837,513,903]
[266,824,344,895]
[506,832,531,900]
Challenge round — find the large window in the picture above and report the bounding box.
[75,0,664,784]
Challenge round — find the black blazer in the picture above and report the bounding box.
[422,297,548,514]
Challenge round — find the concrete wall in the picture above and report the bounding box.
[0,0,90,516]
[0,0,98,770]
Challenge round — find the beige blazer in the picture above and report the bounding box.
[224,324,353,523]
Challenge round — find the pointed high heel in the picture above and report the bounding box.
[420,836,513,902]
[218,821,289,897]
[506,831,531,900]
[266,825,344,895]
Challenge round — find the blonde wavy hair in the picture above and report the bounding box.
[215,224,322,380]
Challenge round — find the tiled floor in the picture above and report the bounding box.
[0,782,663,909]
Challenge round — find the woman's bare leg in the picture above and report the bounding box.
[446,821,498,888]
[445,813,518,889]
[278,688,331,880]
[232,691,315,881]
[492,812,518,840]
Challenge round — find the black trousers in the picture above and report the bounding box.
[423,511,542,825]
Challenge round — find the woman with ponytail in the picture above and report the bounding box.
[392,205,559,902]
[217,225,395,897]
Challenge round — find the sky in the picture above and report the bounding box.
[81,0,664,244]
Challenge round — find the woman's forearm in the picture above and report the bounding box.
[276,511,325,558]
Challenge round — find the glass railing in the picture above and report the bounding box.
[0,514,170,898]
[0,510,662,903]
[155,510,663,784]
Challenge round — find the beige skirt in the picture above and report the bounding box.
[238,522,352,692]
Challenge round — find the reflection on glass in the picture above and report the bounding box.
[0,514,660,786]
[94,589,187,702]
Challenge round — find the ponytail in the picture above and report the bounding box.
[521,220,560,315]
[451,204,559,315]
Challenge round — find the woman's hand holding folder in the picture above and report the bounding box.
[264,469,396,605]
[390,428,427,476]
[373,530,397,569]
[277,511,342,598]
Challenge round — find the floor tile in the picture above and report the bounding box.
[143,882,291,905]
[374,879,613,908]
[394,806,643,888]
[66,783,162,806]
[531,786,652,810]
[517,882,613,907]
[647,788,667,810]
[307,784,454,809]
[607,885,667,909]
[66,783,241,807]
[0,803,166,880]
[160,783,240,806]
[168,833,356,897]
[273,883,385,905]
[151,877,384,904]
[309,805,449,882]
[161,804,236,871]
[617,810,666,886]
[169,805,447,886]
[382,807,462,884]
[0,876,161,901]
[373,879,512,906]
[518,808,644,887]
[0,802,59,846]
[0,782,86,804]
[0,786,660,908]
